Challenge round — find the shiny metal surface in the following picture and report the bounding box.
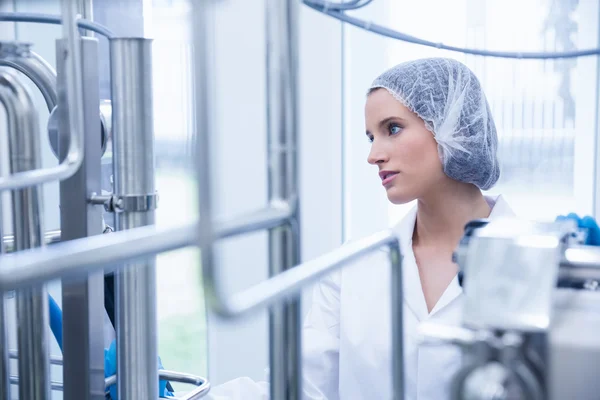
[110,37,158,400]
[0,222,196,291]
[0,42,57,111]
[0,0,84,191]
[461,218,570,331]
[105,370,211,399]
[0,294,8,400]
[159,370,211,399]
[0,163,9,400]
[2,229,61,253]
[1,68,50,399]
[215,205,292,239]
[265,0,302,397]
[56,37,106,400]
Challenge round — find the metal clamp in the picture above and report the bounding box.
[104,370,211,399]
[90,192,159,213]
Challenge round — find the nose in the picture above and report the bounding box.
[367,140,389,165]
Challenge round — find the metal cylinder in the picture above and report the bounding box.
[109,37,158,400]
[265,0,302,398]
[0,106,10,400]
[0,70,50,399]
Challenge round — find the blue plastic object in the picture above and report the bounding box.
[46,295,173,399]
[556,213,600,246]
[105,340,174,399]
[48,295,63,351]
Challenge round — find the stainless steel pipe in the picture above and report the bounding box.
[0,0,84,191]
[0,68,50,399]
[0,42,57,111]
[110,37,158,400]
[265,0,302,398]
[2,229,62,253]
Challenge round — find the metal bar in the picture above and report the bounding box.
[0,69,51,399]
[0,0,84,191]
[265,0,302,398]
[9,376,64,392]
[105,370,211,399]
[110,37,158,400]
[0,222,196,291]
[57,36,106,400]
[215,206,292,239]
[0,294,8,400]
[2,229,61,253]
[0,43,57,111]
[8,351,63,365]
[0,132,9,400]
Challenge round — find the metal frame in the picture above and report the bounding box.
[3,1,600,400]
[56,36,106,400]
[0,68,50,399]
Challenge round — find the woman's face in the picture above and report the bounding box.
[365,88,446,204]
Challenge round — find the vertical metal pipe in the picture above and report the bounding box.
[389,243,404,400]
[265,1,302,399]
[110,37,158,400]
[56,37,106,400]
[0,163,9,400]
[0,102,9,400]
[0,70,50,400]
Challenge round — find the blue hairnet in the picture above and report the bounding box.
[370,58,500,190]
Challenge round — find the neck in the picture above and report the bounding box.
[413,181,491,249]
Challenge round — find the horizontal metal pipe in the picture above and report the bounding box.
[9,376,62,392]
[2,230,61,253]
[0,222,197,291]
[104,370,211,399]
[215,206,292,239]
[0,204,293,289]
[207,229,399,317]
[9,351,62,365]
[1,205,287,253]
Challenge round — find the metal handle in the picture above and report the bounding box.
[105,370,211,399]
[0,0,84,191]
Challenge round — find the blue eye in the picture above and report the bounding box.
[389,123,402,135]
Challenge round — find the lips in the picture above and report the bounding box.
[379,170,399,186]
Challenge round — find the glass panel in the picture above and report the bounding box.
[380,0,599,225]
[149,0,208,385]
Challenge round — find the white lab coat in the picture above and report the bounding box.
[207,195,514,400]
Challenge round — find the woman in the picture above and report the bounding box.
[208,57,513,400]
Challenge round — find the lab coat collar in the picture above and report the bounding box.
[392,195,514,320]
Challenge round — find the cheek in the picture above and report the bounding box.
[397,130,442,174]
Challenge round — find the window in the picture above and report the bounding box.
[343,0,600,235]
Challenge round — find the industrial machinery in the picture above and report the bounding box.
[1,0,600,400]
[420,218,600,400]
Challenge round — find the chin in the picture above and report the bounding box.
[385,187,417,205]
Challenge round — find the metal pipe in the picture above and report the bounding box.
[0,204,289,290]
[265,0,302,398]
[0,0,84,191]
[0,222,197,291]
[8,351,63,365]
[0,42,57,112]
[0,123,9,400]
[0,69,50,399]
[2,229,61,253]
[110,37,158,400]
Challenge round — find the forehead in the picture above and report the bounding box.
[365,89,410,123]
